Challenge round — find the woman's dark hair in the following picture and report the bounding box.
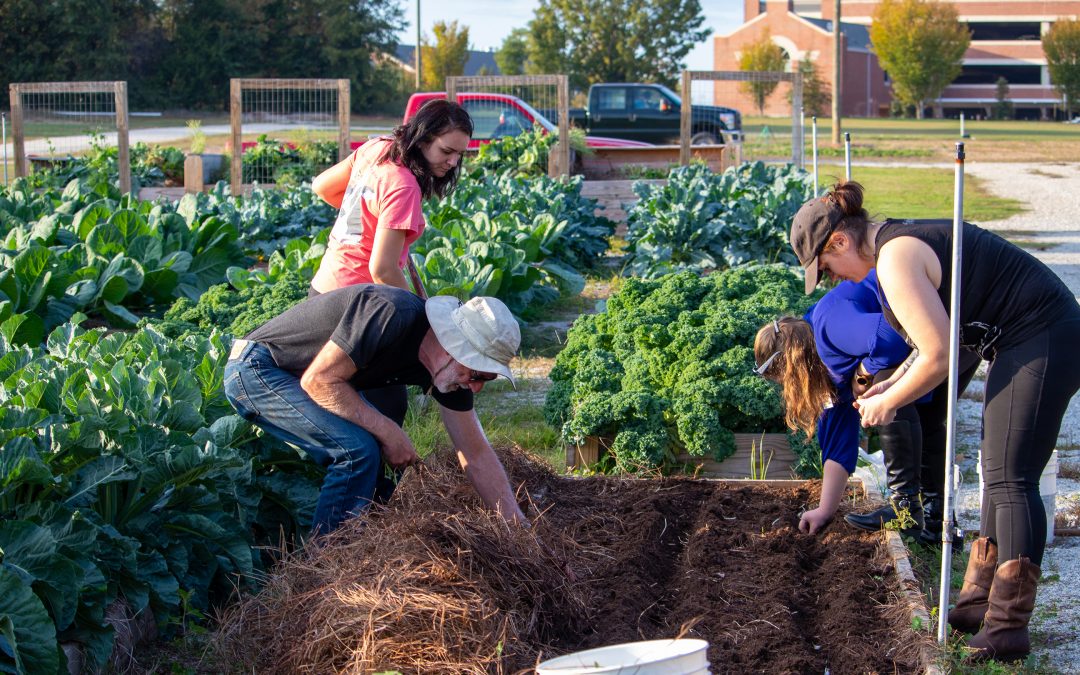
[381,99,473,199]
[823,181,873,256]
[754,316,834,437]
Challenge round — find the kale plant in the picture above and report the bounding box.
[545,265,820,472]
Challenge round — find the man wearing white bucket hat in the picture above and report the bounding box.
[223,285,526,533]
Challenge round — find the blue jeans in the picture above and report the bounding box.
[224,341,402,533]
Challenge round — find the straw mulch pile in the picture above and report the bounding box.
[213,448,588,673]
[213,446,927,674]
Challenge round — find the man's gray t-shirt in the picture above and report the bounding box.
[244,285,472,411]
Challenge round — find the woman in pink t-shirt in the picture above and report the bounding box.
[310,99,473,294]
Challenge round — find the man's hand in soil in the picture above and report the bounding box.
[378,423,420,469]
[799,507,832,535]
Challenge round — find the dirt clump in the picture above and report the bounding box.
[215,447,926,674]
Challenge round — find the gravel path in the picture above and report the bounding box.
[861,161,1080,672]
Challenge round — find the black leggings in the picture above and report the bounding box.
[980,318,1080,566]
[916,352,981,495]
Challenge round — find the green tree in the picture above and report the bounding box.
[787,59,830,116]
[421,20,471,91]
[496,28,530,75]
[1044,18,1080,118]
[738,32,787,115]
[993,77,1014,120]
[523,0,710,88]
[869,0,970,119]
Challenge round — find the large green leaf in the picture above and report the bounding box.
[0,438,53,492]
[0,567,59,675]
[72,202,113,240]
[0,314,44,347]
[0,521,82,632]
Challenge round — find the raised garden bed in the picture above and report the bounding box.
[567,433,797,479]
[214,447,932,673]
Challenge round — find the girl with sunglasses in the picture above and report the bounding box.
[754,271,949,540]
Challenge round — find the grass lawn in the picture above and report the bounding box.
[740,116,1080,163]
[814,163,1026,223]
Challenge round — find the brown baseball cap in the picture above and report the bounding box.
[790,196,845,295]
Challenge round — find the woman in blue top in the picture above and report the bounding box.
[754,270,948,537]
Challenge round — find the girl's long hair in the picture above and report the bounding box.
[381,99,473,199]
[753,316,834,437]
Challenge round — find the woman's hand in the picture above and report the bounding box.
[855,393,897,427]
[799,507,833,535]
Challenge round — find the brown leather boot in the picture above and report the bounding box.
[967,556,1041,662]
[948,537,997,633]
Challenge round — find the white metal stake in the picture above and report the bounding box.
[960,111,966,138]
[800,107,805,170]
[937,141,965,644]
[2,113,7,184]
[811,116,819,196]
[844,132,852,181]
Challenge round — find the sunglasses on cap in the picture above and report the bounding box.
[753,320,782,378]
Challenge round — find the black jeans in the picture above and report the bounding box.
[980,318,1080,566]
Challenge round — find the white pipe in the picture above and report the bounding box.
[800,107,805,170]
[937,141,965,643]
[960,111,966,138]
[811,116,819,196]
[844,132,852,181]
[2,113,7,184]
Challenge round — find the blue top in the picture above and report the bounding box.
[806,269,912,473]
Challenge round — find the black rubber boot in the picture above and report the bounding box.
[845,404,924,536]
[845,492,924,534]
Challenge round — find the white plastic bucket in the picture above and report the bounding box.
[535,639,710,674]
[977,448,1057,544]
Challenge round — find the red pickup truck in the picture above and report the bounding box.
[239,92,650,154]
[404,92,651,149]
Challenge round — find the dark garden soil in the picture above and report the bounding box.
[213,447,928,674]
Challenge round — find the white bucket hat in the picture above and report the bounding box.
[425,296,520,386]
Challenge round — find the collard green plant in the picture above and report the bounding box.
[623,161,812,279]
[0,322,321,672]
[544,265,821,473]
[0,178,248,338]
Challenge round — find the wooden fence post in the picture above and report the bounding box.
[115,81,131,194]
[230,79,242,193]
[10,84,25,178]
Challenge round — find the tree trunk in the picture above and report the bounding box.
[916,101,925,120]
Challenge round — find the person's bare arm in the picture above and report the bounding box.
[311,156,354,208]
[440,406,527,524]
[300,340,419,468]
[800,459,848,535]
[369,227,410,290]
[857,238,950,426]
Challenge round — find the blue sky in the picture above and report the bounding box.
[396,0,745,71]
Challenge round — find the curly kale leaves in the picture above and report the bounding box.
[545,265,818,472]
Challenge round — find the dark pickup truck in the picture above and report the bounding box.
[547,83,741,145]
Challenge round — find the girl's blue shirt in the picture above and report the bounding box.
[806,269,913,473]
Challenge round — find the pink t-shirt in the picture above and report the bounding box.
[311,137,425,291]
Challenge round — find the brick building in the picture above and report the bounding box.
[714,0,1080,118]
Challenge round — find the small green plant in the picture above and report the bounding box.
[187,119,206,154]
[884,500,919,533]
[749,433,773,480]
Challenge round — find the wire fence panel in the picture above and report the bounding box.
[681,71,803,168]
[446,75,569,178]
[8,81,131,192]
[229,78,350,192]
